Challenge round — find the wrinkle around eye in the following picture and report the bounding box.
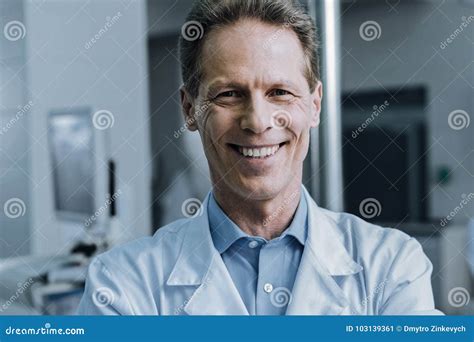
[270,89,291,96]
[267,88,299,101]
[218,90,241,98]
[210,91,246,106]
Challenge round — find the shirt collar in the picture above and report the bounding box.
[208,188,308,254]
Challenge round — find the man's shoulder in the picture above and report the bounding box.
[94,217,192,271]
[320,207,416,256]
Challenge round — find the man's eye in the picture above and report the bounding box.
[217,91,240,98]
[270,89,292,97]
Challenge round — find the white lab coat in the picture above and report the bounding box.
[77,187,442,315]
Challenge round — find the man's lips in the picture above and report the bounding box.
[227,142,287,158]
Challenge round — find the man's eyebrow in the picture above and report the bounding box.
[204,79,301,94]
[205,81,246,95]
[269,79,300,90]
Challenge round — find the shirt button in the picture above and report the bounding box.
[263,283,273,293]
[248,240,259,248]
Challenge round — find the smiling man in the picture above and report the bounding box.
[77,0,441,315]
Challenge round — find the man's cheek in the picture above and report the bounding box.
[202,121,224,151]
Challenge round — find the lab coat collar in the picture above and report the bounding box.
[286,186,363,315]
[166,192,248,314]
[167,186,363,315]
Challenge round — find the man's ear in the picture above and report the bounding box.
[310,80,323,128]
[180,85,199,131]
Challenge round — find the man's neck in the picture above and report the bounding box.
[212,182,302,240]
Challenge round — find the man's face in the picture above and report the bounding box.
[182,19,322,200]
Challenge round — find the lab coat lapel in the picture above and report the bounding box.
[286,187,363,315]
[166,193,248,315]
[184,254,249,315]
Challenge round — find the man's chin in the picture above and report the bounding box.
[230,177,283,201]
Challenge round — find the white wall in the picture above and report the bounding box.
[340,0,474,221]
[0,0,30,258]
[24,0,152,256]
[147,0,194,38]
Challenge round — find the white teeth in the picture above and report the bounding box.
[238,144,281,158]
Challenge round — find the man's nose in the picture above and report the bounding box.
[239,95,273,134]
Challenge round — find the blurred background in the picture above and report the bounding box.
[0,0,472,315]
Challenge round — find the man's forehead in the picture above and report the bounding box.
[204,75,301,90]
[201,18,304,63]
[197,18,309,95]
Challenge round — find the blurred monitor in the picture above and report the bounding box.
[48,108,95,221]
[31,282,84,315]
[342,87,428,226]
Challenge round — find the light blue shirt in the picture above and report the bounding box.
[208,191,308,315]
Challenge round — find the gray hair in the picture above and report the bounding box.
[179,0,320,99]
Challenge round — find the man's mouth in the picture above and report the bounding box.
[228,142,286,159]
